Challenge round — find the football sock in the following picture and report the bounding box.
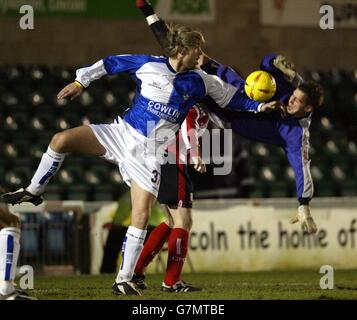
[135,222,172,276]
[116,226,147,283]
[27,147,66,196]
[0,228,21,295]
[164,228,189,286]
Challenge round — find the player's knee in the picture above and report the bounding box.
[10,215,21,228]
[175,208,192,231]
[131,209,150,229]
[165,218,174,228]
[183,215,193,231]
[0,211,20,228]
[50,132,69,153]
[187,216,193,230]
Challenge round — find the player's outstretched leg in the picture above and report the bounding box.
[0,145,65,205]
[1,126,106,206]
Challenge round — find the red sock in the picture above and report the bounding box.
[134,222,171,276]
[164,228,189,286]
[135,0,150,8]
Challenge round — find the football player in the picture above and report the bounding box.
[133,105,208,292]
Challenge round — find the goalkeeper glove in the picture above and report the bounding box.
[290,205,318,234]
[273,55,296,82]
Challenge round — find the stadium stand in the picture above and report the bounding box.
[0,65,356,201]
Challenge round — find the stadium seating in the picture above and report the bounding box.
[0,65,356,200]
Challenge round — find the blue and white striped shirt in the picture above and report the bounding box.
[75,54,261,142]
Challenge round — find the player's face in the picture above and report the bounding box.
[287,89,312,117]
[181,47,202,70]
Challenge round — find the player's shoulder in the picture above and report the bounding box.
[172,69,207,88]
[182,69,210,92]
[297,113,312,127]
[193,68,223,83]
[186,69,216,87]
[146,55,167,63]
[169,70,207,100]
[192,68,208,78]
[116,54,166,65]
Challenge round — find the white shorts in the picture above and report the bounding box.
[89,117,161,197]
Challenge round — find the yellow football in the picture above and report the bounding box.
[244,70,277,102]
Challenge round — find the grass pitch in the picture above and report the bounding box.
[29,270,357,300]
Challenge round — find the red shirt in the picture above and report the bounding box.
[167,105,209,163]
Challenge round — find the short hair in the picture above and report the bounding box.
[165,24,205,57]
[298,81,324,109]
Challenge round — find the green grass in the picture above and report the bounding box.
[28,270,357,300]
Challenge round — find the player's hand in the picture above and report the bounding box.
[192,156,206,173]
[57,81,83,101]
[278,103,288,117]
[273,55,296,82]
[260,101,286,114]
[290,205,318,234]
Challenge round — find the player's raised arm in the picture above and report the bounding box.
[285,144,317,234]
[136,0,170,53]
[197,70,285,114]
[135,0,211,65]
[261,53,303,87]
[57,58,108,100]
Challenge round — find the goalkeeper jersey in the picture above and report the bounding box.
[201,54,313,203]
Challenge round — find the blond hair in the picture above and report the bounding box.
[165,24,205,57]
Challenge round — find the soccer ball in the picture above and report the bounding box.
[244,70,276,102]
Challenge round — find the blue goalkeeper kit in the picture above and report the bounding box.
[75,54,262,142]
[201,54,313,204]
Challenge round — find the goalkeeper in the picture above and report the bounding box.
[135,0,324,234]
